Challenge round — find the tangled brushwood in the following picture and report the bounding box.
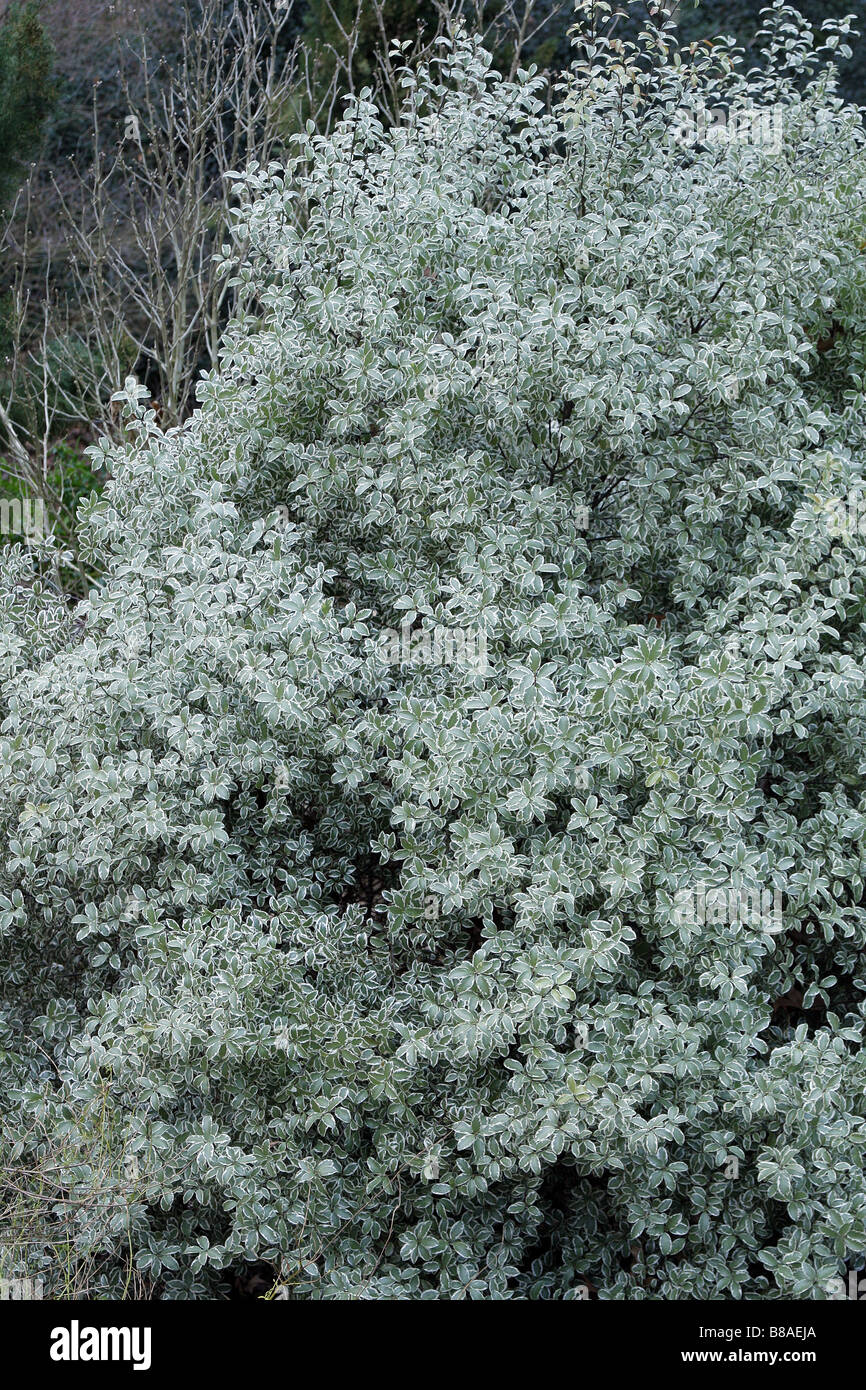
[2,4,866,1298]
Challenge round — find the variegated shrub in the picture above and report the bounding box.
[2,4,866,1298]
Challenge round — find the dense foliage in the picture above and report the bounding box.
[2,4,866,1299]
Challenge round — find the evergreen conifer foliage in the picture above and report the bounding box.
[0,1,53,202]
[2,4,866,1298]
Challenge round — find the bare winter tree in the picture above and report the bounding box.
[42,0,317,430]
[0,177,96,594]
